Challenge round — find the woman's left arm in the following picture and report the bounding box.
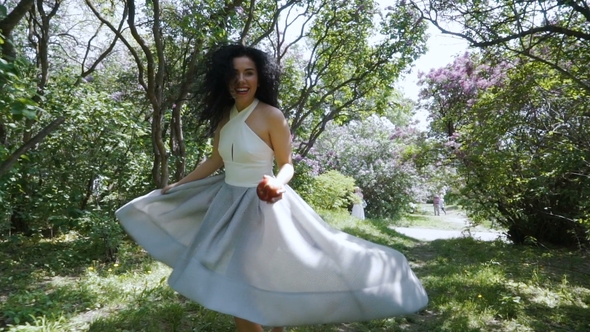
[268,108,294,185]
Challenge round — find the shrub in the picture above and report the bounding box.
[306,170,356,211]
[76,211,124,262]
[289,159,317,204]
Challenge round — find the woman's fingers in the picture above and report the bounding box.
[267,192,284,203]
[258,175,285,202]
[161,183,176,195]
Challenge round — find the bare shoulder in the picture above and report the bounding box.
[257,102,286,123]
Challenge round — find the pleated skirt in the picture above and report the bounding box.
[116,174,428,326]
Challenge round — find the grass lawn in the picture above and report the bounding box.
[1,209,589,331]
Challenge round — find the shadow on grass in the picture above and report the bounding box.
[86,287,235,332]
[1,282,101,327]
[407,237,590,331]
[0,236,155,327]
[341,219,421,251]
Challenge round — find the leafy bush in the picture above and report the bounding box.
[0,76,151,237]
[76,211,124,262]
[306,170,356,211]
[0,56,39,123]
[289,159,316,204]
[419,52,590,248]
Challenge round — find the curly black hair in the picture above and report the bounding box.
[197,44,280,134]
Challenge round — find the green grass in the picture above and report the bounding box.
[1,210,589,331]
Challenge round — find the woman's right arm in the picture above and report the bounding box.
[161,124,224,194]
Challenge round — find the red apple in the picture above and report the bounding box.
[256,177,271,201]
[256,176,284,202]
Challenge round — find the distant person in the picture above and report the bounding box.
[351,187,365,220]
[408,202,417,213]
[433,195,441,216]
[439,196,446,215]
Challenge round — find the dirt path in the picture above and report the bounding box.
[392,227,504,241]
[394,204,506,242]
[429,205,471,224]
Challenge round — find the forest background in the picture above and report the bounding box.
[1,0,589,317]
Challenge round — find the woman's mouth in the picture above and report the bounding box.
[235,87,249,95]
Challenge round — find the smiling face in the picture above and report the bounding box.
[229,56,259,111]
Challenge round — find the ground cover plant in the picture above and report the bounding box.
[1,209,589,331]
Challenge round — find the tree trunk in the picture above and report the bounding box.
[171,104,186,180]
[151,109,168,187]
[0,0,35,60]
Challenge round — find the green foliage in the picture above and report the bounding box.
[0,57,39,123]
[281,0,427,152]
[414,0,590,249]
[306,170,356,211]
[465,62,589,248]
[0,5,7,19]
[76,211,125,262]
[0,70,151,237]
[420,52,590,249]
[289,160,316,203]
[303,115,424,219]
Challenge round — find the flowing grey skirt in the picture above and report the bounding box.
[116,174,428,326]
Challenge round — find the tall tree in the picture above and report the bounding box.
[0,0,34,60]
[265,0,428,157]
[0,0,60,179]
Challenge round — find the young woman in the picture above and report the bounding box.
[116,44,428,332]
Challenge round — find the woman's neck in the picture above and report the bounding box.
[235,98,256,112]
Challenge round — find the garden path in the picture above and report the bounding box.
[391,204,506,242]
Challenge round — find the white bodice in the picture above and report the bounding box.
[218,99,275,187]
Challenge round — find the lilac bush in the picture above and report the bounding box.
[417,52,510,138]
[418,51,590,248]
[297,115,423,218]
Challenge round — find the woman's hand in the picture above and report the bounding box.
[257,175,286,203]
[161,183,178,195]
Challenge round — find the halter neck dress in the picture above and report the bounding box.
[116,99,428,326]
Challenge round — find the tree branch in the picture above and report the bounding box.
[240,0,256,45]
[0,117,65,177]
[557,0,590,22]
[127,0,158,107]
[250,0,302,46]
[85,0,147,91]
[81,7,127,79]
[0,0,34,35]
